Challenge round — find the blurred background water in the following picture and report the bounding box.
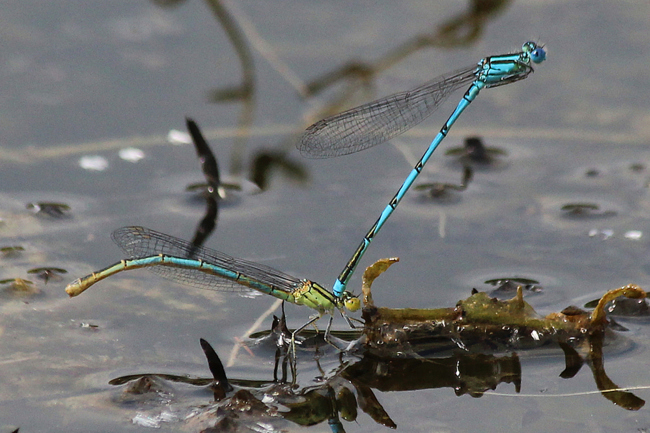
[1,0,650,432]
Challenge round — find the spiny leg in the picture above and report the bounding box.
[288,314,321,381]
[339,309,363,328]
[323,315,334,341]
[290,314,321,361]
[288,310,361,378]
[322,314,358,353]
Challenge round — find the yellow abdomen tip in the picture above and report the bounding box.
[65,279,86,297]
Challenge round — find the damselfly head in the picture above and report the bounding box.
[531,47,546,64]
[522,41,547,64]
[341,292,361,312]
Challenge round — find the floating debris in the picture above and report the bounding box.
[167,129,192,145]
[1,245,24,258]
[360,258,646,410]
[79,322,100,330]
[186,118,220,196]
[624,230,642,240]
[484,277,543,296]
[629,163,645,173]
[561,203,616,218]
[27,267,67,283]
[251,151,308,191]
[79,155,109,171]
[588,228,614,240]
[584,296,650,317]
[415,166,472,199]
[0,278,37,294]
[444,137,507,165]
[118,147,145,163]
[26,202,71,218]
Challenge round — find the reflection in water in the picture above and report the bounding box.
[43,2,646,429]
[185,117,221,249]
[444,136,507,165]
[361,259,646,411]
[1,241,68,300]
[0,278,37,294]
[584,296,650,317]
[342,352,521,398]
[181,117,304,250]
[250,151,308,191]
[155,0,309,192]
[25,202,71,218]
[100,259,648,431]
[108,318,641,431]
[414,136,513,202]
[587,329,645,410]
[190,194,218,251]
[484,277,543,298]
[0,245,24,258]
[203,0,255,178]
[26,267,67,283]
[64,226,362,364]
[414,165,472,200]
[560,202,617,219]
[187,118,221,196]
[153,0,512,193]
[199,337,232,401]
[305,0,513,106]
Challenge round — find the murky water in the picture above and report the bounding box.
[2,0,650,432]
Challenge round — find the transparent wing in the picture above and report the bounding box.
[112,226,303,293]
[297,66,478,158]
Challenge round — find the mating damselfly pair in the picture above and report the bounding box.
[66,41,546,354]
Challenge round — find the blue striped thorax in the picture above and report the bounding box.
[479,41,546,88]
[291,280,360,314]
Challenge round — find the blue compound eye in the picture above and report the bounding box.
[531,47,546,64]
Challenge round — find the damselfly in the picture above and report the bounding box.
[298,41,546,296]
[66,226,360,357]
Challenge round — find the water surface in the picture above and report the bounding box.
[2,0,650,431]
